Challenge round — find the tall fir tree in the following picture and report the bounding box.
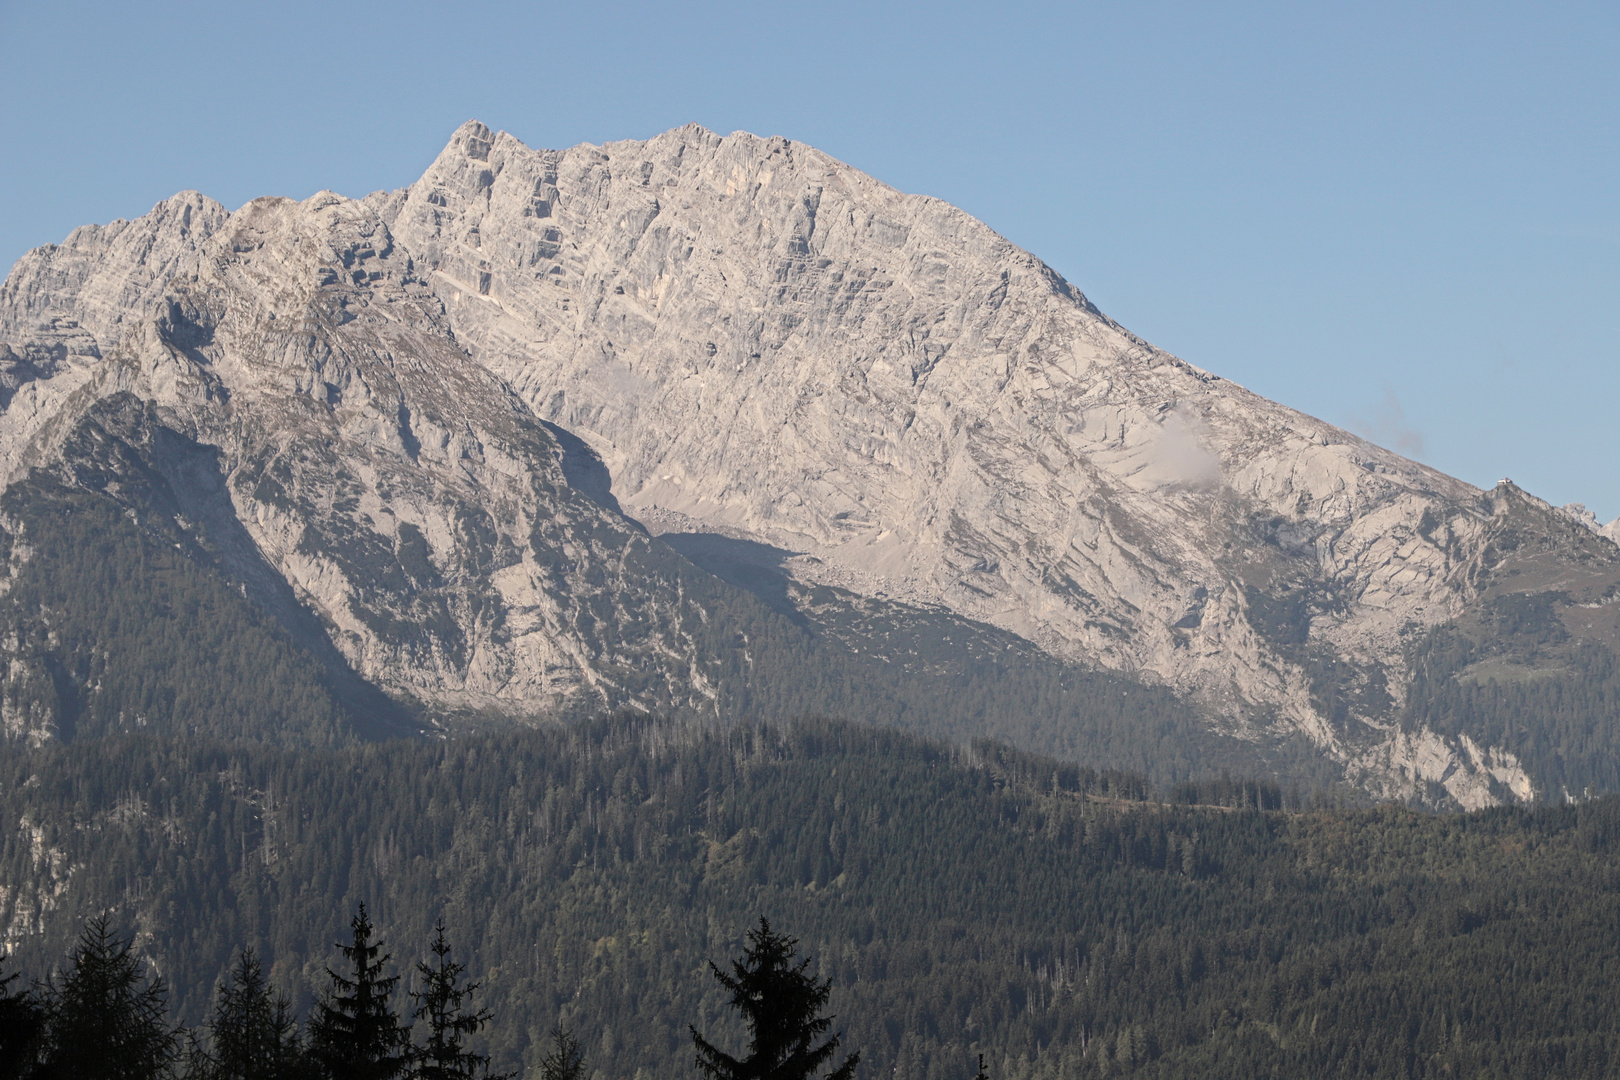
[37,914,179,1080]
[536,1025,585,1080]
[308,904,412,1080]
[194,948,307,1080]
[409,922,507,1080]
[690,917,860,1080]
[0,952,46,1079]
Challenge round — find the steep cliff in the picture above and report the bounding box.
[0,190,732,728]
[382,121,1620,805]
[2,121,1616,804]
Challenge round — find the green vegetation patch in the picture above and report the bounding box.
[0,477,359,746]
[4,721,1620,1079]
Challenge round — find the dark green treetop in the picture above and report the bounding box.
[536,1025,586,1080]
[410,922,508,1080]
[308,904,412,1080]
[38,914,180,1080]
[0,952,47,1079]
[192,947,307,1080]
[691,917,859,1080]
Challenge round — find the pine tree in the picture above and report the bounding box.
[690,917,860,1080]
[409,922,507,1080]
[536,1025,585,1080]
[308,904,412,1080]
[0,952,46,1079]
[38,914,180,1080]
[195,948,307,1080]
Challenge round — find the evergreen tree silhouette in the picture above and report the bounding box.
[0,952,46,1079]
[690,917,859,1080]
[308,904,411,1080]
[194,947,307,1080]
[410,922,508,1080]
[536,1024,586,1080]
[37,914,179,1080]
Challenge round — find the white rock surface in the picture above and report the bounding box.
[0,189,722,720]
[4,120,1611,801]
[383,121,1570,795]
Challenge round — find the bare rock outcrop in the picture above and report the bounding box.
[4,120,1615,804]
[379,120,1616,804]
[0,188,722,722]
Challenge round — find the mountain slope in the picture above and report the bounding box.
[0,190,733,725]
[382,120,1620,804]
[0,183,1299,782]
[2,122,1618,802]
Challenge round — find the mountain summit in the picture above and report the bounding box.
[2,121,1616,806]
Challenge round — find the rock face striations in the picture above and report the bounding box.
[0,189,728,726]
[3,120,1618,805]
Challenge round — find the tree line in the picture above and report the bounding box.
[7,719,1620,1078]
[0,472,1321,788]
[1,904,860,1080]
[0,904,510,1080]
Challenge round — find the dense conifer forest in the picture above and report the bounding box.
[1403,614,1620,800]
[4,719,1620,1079]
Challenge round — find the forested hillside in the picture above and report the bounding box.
[4,720,1620,1079]
[0,454,1314,786]
[1402,597,1620,800]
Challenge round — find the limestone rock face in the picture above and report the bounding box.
[0,188,722,721]
[380,121,1620,805]
[1564,503,1620,548]
[3,120,1615,804]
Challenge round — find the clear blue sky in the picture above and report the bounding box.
[3,1,1616,516]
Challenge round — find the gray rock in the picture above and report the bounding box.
[388,120,1612,806]
[0,188,723,724]
[4,119,1615,804]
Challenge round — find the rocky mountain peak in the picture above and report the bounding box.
[2,121,1616,806]
[386,123,1506,755]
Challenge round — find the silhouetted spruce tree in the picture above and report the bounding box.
[690,917,859,1080]
[536,1025,585,1080]
[308,904,412,1080]
[0,953,46,1079]
[37,914,180,1080]
[409,923,507,1080]
[194,948,307,1080]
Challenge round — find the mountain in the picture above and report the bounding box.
[2,121,1618,804]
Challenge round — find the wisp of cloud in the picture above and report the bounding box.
[1350,386,1425,459]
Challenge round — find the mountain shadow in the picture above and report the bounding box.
[540,419,626,517]
[658,531,809,627]
[0,395,415,744]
